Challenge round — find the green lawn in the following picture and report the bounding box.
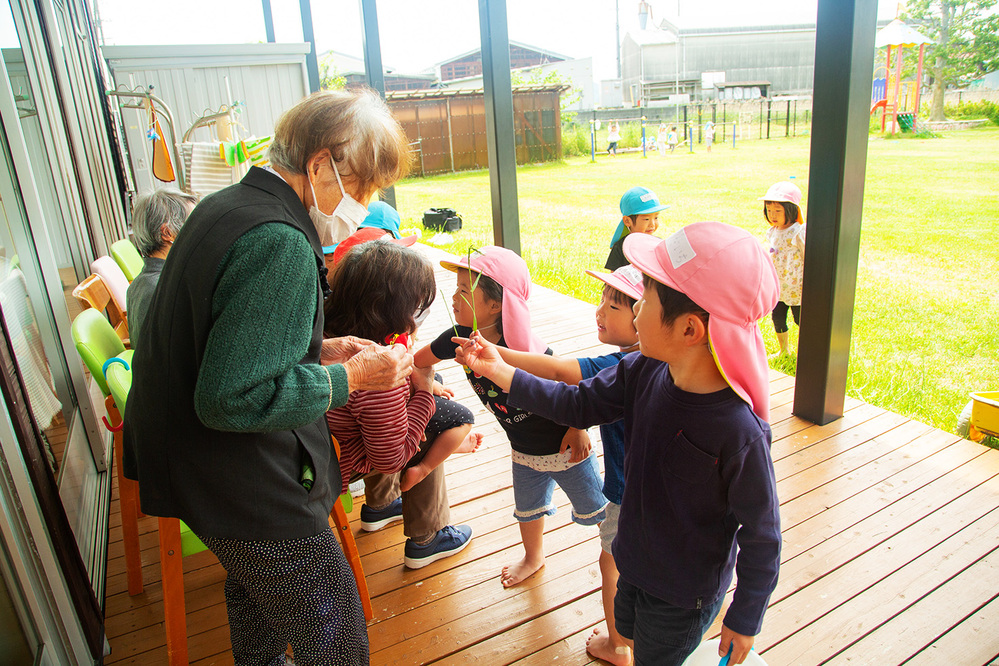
[394,126,999,436]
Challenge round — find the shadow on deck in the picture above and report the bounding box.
[102,245,999,665]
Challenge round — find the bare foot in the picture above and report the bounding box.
[586,626,633,666]
[456,431,484,454]
[400,463,429,493]
[500,557,545,588]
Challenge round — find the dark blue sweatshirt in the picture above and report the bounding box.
[508,352,780,636]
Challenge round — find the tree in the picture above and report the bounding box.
[510,67,582,123]
[319,53,346,91]
[902,0,999,120]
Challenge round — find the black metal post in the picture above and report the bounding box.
[479,0,521,252]
[767,99,772,139]
[793,0,878,424]
[697,106,702,143]
[299,0,320,93]
[786,100,791,137]
[261,0,275,42]
[359,0,395,207]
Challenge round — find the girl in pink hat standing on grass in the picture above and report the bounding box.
[760,181,806,356]
[455,223,782,665]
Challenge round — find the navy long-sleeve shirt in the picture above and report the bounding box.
[508,352,780,636]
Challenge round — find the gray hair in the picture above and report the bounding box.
[268,89,411,201]
[131,189,198,257]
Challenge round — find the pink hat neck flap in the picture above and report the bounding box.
[623,223,779,422]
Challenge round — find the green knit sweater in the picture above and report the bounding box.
[193,223,349,432]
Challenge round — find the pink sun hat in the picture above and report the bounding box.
[440,246,547,354]
[758,181,805,224]
[623,222,779,422]
[585,264,644,301]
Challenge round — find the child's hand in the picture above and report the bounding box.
[411,363,436,394]
[453,332,516,392]
[432,381,454,398]
[718,625,755,664]
[559,427,591,463]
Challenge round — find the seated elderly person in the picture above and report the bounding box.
[125,188,197,345]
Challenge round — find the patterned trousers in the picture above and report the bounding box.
[198,528,369,666]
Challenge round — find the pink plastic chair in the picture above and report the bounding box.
[91,256,130,316]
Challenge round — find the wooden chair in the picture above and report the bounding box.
[110,239,144,282]
[72,274,129,345]
[105,359,372,665]
[70,310,142,595]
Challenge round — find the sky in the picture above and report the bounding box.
[90,0,903,82]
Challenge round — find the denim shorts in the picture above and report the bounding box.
[614,578,724,666]
[511,451,606,525]
[598,501,621,554]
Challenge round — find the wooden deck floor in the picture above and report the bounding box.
[103,245,999,665]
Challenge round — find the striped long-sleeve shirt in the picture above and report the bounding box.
[326,382,436,494]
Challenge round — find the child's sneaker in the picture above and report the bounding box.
[359,498,403,532]
[404,524,473,569]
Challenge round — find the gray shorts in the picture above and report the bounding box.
[598,501,621,554]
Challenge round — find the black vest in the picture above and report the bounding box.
[123,168,341,540]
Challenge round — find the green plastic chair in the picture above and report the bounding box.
[70,309,143,594]
[104,351,208,666]
[71,308,125,397]
[110,239,144,282]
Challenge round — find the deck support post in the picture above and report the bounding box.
[478,0,521,253]
[360,0,396,208]
[793,0,878,424]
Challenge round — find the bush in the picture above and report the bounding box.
[944,100,999,125]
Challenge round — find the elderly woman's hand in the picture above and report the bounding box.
[342,343,413,392]
[322,336,375,365]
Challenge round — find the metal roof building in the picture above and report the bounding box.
[621,21,819,105]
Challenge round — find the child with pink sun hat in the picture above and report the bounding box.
[456,223,782,665]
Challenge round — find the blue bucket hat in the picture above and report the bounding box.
[610,187,669,248]
[359,200,403,239]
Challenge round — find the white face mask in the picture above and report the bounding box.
[309,158,368,246]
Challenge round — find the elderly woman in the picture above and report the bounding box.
[123,90,412,665]
[125,188,197,345]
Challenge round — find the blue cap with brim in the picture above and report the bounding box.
[358,200,402,239]
[610,187,669,247]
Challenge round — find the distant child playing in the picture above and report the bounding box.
[607,121,621,156]
[605,186,668,272]
[760,181,806,356]
[457,223,782,665]
[414,246,607,587]
[705,121,716,153]
[667,125,679,153]
[458,264,643,665]
[657,123,668,157]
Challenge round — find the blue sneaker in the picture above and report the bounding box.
[404,525,473,569]
[359,498,403,532]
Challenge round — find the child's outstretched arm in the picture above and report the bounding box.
[413,343,443,369]
[486,342,583,385]
[456,332,626,430]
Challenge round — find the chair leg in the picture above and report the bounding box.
[330,500,372,621]
[108,397,143,596]
[158,517,189,666]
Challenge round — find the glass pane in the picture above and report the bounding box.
[0,3,73,478]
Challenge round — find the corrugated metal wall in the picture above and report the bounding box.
[389,88,563,176]
[102,44,310,196]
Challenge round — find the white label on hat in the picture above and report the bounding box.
[640,192,655,202]
[617,265,643,285]
[665,229,696,269]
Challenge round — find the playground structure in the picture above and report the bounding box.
[872,19,933,134]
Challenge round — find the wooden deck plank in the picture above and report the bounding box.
[828,546,999,665]
[102,243,999,665]
[903,594,999,666]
